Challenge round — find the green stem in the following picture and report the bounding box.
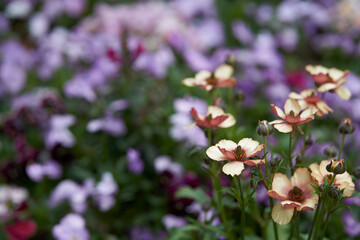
[269,198,279,240]
[207,128,233,240]
[289,131,294,175]
[337,134,346,161]
[236,176,245,240]
[319,212,331,240]
[307,197,322,240]
[263,136,270,183]
[312,175,336,240]
[296,212,300,240]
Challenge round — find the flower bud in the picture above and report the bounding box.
[319,183,326,192]
[353,167,360,179]
[339,118,355,135]
[305,135,313,147]
[270,155,282,168]
[328,186,340,199]
[324,145,338,158]
[256,120,274,137]
[225,54,236,67]
[326,159,346,175]
[235,90,245,102]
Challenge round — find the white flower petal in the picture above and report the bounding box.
[272,202,294,225]
[222,161,245,177]
[284,99,301,116]
[214,64,233,79]
[335,86,351,100]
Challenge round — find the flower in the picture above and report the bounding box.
[182,64,236,91]
[45,114,76,149]
[267,168,319,225]
[270,99,314,134]
[342,211,360,237]
[206,138,265,177]
[339,117,355,134]
[305,65,351,100]
[288,89,333,116]
[5,220,37,240]
[126,148,144,174]
[309,160,354,197]
[26,160,62,182]
[190,105,236,129]
[52,213,89,240]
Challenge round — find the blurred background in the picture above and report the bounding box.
[0,0,360,239]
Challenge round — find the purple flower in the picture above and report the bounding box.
[344,197,360,206]
[48,180,93,213]
[126,149,144,174]
[93,172,118,212]
[154,156,184,179]
[45,115,76,149]
[169,97,208,147]
[342,211,360,237]
[162,214,187,230]
[52,213,90,240]
[232,21,254,45]
[64,77,97,102]
[87,116,126,136]
[130,227,154,240]
[26,160,62,182]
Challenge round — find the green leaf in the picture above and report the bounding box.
[175,186,210,205]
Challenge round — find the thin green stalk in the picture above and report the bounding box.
[236,176,245,240]
[296,212,300,240]
[307,197,322,240]
[289,131,294,175]
[263,136,270,182]
[207,128,233,240]
[338,134,346,161]
[312,175,336,240]
[269,198,279,240]
[319,212,331,240]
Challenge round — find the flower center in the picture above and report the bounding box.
[288,186,305,203]
[206,74,218,85]
[234,146,246,161]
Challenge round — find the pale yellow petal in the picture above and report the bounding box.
[273,123,293,133]
[284,99,301,116]
[335,86,351,100]
[219,114,236,128]
[214,64,233,79]
[222,161,245,177]
[318,83,337,92]
[272,202,294,225]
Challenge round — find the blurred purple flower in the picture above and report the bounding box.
[186,202,220,226]
[48,179,93,213]
[5,0,33,19]
[87,116,126,137]
[52,213,90,240]
[170,97,208,147]
[126,149,144,174]
[130,227,154,240]
[26,160,62,182]
[277,28,298,52]
[342,211,360,237]
[45,115,76,149]
[343,197,360,206]
[29,14,49,38]
[172,0,215,19]
[154,156,184,179]
[162,214,187,230]
[93,172,118,212]
[0,13,9,33]
[256,4,273,25]
[232,21,254,45]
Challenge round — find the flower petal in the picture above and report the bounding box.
[284,99,301,116]
[290,168,312,190]
[238,138,264,158]
[318,83,337,92]
[273,123,293,133]
[207,106,225,117]
[335,86,351,100]
[300,109,315,121]
[195,71,211,81]
[206,140,237,161]
[280,200,302,208]
[222,161,245,177]
[270,105,285,119]
[219,114,236,128]
[243,159,265,165]
[272,202,294,225]
[182,78,197,87]
[214,64,233,79]
[268,173,292,200]
[288,92,303,100]
[298,194,318,211]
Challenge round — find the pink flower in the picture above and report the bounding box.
[288,89,333,117]
[190,105,235,129]
[267,168,319,225]
[206,138,264,176]
[270,99,314,134]
[309,160,355,197]
[182,64,236,91]
[305,65,351,100]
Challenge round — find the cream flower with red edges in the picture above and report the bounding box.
[309,160,355,197]
[305,65,351,100]
[289,89,333,117]
[190,106,236,129]
[270,99,315,134]
[182,64,236,91]
[267,168,319,225]
[206,138,265,177]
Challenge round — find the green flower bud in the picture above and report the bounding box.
[326,159,346,175]
[305,135,313,147]
[339,118,355,135]
[270,155,282,168]
[324,145,338,158]
[256,120,274,137]
[328,186,340,199]
[319,184,326,192]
